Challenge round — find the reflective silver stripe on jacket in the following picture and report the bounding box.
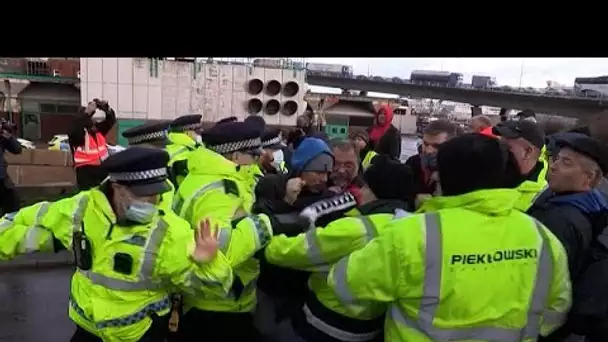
[306,216,378,269]
[22,202,51,252]
[216,215,271,255]
[334,212,563,341]
[173,181,224,218]
[302,303,380,342]
[78,219,168,291]
[70,295,171,329]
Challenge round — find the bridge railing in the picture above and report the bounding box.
[305,71,608,102]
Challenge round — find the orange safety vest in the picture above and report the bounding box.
[73,130,109,168]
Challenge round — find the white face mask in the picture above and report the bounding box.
[91,109,107,123]
[195,134,203,145]
[271,150,284,171]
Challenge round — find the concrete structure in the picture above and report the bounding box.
[0,65,80,141]
[80,58,307,126]
[307,75,608,119]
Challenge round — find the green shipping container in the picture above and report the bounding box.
[117,119,146,147]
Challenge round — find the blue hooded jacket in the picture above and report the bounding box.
[290,137,333,175]
[547,189,608,215]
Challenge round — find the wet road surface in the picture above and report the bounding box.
[0,267,74,342]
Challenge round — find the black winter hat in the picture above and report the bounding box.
[437,133,510,196]
[363,155,414,201]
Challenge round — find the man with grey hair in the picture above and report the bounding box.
[327,138,365,201]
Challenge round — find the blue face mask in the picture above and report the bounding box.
[421,153,438,171]
[124,201,157,224]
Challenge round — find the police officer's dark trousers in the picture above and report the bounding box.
[177,309,263,342]
[70,314,169,342]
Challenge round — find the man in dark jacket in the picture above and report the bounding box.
[368,104,401,160]
[253,137,359,341]
[68,99,116,190]
[0,118,22,214]
[407,119,458,205]
[529,134,608,341]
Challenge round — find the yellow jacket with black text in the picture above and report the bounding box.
[266,199,408,341]
[328,189,571,342]
[173,147,273,313]
[0,188,233,342]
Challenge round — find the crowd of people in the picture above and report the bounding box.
[1,99,608,342]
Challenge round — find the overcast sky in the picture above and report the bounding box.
[306,58,608,97]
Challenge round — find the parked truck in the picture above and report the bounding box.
[471,75,497,89]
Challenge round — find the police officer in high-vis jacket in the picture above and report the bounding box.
[328,134,572,342]
[264,155,414,342]
[173,120,273,342]
[0,147,234,342]
[260,128,289,175]
[166,114,204,186]
[122,121,176,208]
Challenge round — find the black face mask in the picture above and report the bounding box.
[421,153,438,171]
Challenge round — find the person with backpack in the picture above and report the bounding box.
[528,134,608,341]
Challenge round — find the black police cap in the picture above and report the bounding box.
[202,121,262,155]
[216,116,238,125]
[261,128,282,149]
[170,114,203,132]
[101,147,171,196]
[122,121,170,146]
[555,134,608,174]
[244,115,266,134]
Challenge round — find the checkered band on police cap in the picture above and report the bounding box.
[109,167,167,182]
[127,131,167,145]
[173,122,203,132]
[207,137,262,154]
[261,136,281,148]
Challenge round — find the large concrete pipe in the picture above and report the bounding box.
[282,81,299,97]
[247,98,263,114]
[281,101,298,116]
[264,99,280,115]
[247,79,264,95]
[265,80,282,96]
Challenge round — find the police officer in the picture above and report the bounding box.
[173,120,273,342]
[264,155,414,342]
[0,147,234,342]
[122,121,171,149]
[166,114,203,186]
[328,134,571,341]
[260,128,288,175]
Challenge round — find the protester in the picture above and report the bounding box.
[327,139,365,202]
[368,104,400,159]
[351,130,378,170]
[469,115,493,133]
[68,98,116,191]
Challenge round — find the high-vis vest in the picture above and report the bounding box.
[361,150,378,170]
[166,132,199,187]
[265,210,406,341]
[515,159,549,212]
[328,189,571,342]
[0,189,234,342]
[173,147,273,313]
[73,130,108,168]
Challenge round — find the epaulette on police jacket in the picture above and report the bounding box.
[299,192,358,227]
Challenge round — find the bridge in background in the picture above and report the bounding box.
[306,74,608,119]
